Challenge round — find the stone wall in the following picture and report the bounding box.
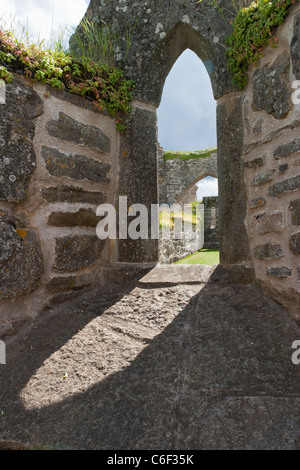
[1,0,300,330]
[158,147,219,255]
[243,6,300,319]
[203,196,219,249]
[159,229,204,264]
[0,74,119,334]
[158,146,218,204]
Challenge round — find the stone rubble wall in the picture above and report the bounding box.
[203,196,219,249]
[159,230,203,264]
[158,146,219,260]
[0,75,119,334]
[243,7,300,319]
[158,146,218,205]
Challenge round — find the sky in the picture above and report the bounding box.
[1,0,218,200]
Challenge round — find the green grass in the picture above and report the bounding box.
[174,249,219,266]
[164,148,217,161]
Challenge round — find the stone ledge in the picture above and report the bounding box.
[101,263,157,286]
[138,264,216,287]
[102,263,255,288]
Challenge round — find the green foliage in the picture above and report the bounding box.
[226,0,300,88]
[71,18,133,66]
[0,28,134,130]
[164,148,217,161]
[198,0,299,88]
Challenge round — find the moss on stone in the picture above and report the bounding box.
[164,148,217,161]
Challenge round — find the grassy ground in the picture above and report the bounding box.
[174,249,220,266]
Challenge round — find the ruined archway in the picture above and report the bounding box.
[76,0,251,269]
[158,148,218,205]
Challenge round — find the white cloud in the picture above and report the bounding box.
[157,49,217,152]
[196,177,218,201]
[1,0,89,44]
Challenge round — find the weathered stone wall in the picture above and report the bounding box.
[158,146,218,204]
[243,6,300,319]
[180,184,198,204]
[158,147,219,261]
[203,196,219,249]
[159,228,204,264]
[0,74,120,334]
[1,0,300,330]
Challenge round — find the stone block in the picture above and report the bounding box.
[54,235,104,272]
[289,199,300,226]
[48,208,99,227]
[291,13,300,79]
[269,176,300,197]
[217,96,249,264]
[252,118,264,135]
[279,163,289,174]
[253,243,284,260]
[244,157,265,169]
[0,210,44,299]
[0,79,44,202]
[255,211,284,234]
[251,170,276,186]
[274,138,300,160]
[118,106,159,263]
[250,198,266,209]
[46,112,110,153]
[289,232,300,255]
[47,274,94,292]
[267,267,292,278]
[42,146,110,183]
[251,54,292,120]
[42,186,106,204]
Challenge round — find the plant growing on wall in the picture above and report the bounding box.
[70,17,133,66]
[0,26,134,131]
[198,0,300,88]
[226,0,300,88]
[164,148,217,161]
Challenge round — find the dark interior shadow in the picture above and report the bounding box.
[0,279,299,450]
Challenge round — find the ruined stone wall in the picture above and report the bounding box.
[158,147,218,204]
[158,148,218,261]
[243,6,300,319]
[159,229,203,264]
[1,0,300,330]
[0,75,119,334]
[203,196,219,249]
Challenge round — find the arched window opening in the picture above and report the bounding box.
[157,49,219,266]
